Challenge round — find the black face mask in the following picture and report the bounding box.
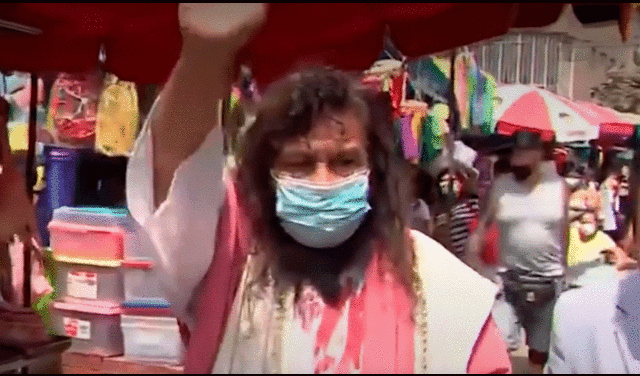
[512,165,533,182]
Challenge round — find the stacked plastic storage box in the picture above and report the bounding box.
[48,207,130,357]
[47,206,184,364]
[120,259,185,365]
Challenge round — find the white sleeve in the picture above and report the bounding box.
[126,96,226,329]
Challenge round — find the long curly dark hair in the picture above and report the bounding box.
[236,66,416,304]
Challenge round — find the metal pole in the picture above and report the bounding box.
[569,45,576,100]
[516,34,522,84]
[543,36,549,89]
[531,35,536,85]
[498,43,504,83]
[482,45,486,70]
[23,73,37,308]
[447,49,459,209]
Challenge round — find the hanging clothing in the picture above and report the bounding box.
[47,72,103,148]
[469,63,486,131]
[390,71,406,113]
[95,74,140,156]
[400,114,419,160]
[408,57,450,104]
[420,103,449,166]
[454,53,470,131]
[482,72,497,135]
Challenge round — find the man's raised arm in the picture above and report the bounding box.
[151,4,266,208]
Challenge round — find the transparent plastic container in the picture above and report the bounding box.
[54,256,124,304]
[120,314,184,365]
[48,221,125,261]
[121,258,168,303]
[51,300,123,357]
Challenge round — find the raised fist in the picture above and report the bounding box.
[179,3,267,53]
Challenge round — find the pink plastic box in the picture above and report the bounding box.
[48,221,125,261]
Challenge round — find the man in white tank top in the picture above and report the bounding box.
[468,131,569,374]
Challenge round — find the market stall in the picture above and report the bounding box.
[3,3,636,374]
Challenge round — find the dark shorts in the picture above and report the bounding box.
[492,273,563,356]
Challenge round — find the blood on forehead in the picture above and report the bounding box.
[299,109,367,148]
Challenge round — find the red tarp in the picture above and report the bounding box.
[0,3,566,85]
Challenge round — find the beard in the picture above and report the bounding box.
[268,213,375,304]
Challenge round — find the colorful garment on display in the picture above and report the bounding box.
[2,73,47,152]
[454,53,470,131]
[467,54,488,133]
[408,56,450,104]
[421,103,449,165]
[390,72,406,113]
[482,72,497,134]
[95,74,140,156]
[400,114,419,160]
[411,109,424,144]
[408,53,496,136]
[47,72,103,147]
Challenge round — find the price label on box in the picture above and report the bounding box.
[63,317,91,340]
[68,271,98,300]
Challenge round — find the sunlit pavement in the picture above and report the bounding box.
[510,345,531,374]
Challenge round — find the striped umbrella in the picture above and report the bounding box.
[493,85,599,143]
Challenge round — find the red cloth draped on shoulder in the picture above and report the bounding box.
[183,175,252,374]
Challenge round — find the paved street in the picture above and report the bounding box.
[510,345,531,374]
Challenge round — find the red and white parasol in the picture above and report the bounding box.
[493,84,599,143]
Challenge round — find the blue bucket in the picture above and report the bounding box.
[44,146,83,209]
[36,146,85,246]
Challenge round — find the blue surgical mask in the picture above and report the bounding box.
[273,170,372,249]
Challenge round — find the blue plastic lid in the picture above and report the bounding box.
[52,206,133,229]
[121,299,171,309]
[58,206,129,217]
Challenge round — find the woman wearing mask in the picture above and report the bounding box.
[566,200,620,287]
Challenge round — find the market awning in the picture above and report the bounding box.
[0,3,567,85]
[572,101,637,147]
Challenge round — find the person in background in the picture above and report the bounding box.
[600,164,631,243]
[410,167,434,236]
[431,167,480,260]
[567,166,599,228]
[545,157,640,374]
[468,131,569,374]
[566,188,619,286]
[124,4,512,373]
